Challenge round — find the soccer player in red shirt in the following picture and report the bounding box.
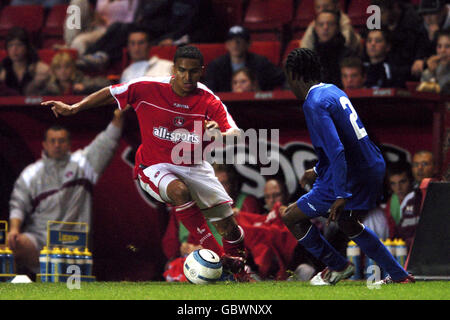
[42,46,253,281]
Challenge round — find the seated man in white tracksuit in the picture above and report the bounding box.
[8,109,125,274]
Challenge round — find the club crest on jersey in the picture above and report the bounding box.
[173,116,185,127]
[153,126,200,144]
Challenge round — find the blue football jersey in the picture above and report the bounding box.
[303,83,385,209]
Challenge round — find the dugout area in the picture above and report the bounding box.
[406,182,450,280]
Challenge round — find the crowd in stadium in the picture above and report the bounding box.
[0,0,449,96]
[1,0,448,281]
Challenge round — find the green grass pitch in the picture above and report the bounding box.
[0,280,449,300]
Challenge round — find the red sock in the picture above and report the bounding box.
[174,201,224,256]
[222,225,246,258]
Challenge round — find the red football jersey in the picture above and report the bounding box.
[110,76,238,175]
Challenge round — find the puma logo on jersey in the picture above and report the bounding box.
[153,126,200,144]
[173,103,189,109]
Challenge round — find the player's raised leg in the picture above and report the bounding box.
[211,213,247,276]
[137,164,225,256]
[337,211,414,284]
[165,179,225,257]
[281,202,354,285]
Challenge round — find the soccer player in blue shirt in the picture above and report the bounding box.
[281,48,415,285]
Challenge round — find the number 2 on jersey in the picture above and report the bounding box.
[339,96,367,140]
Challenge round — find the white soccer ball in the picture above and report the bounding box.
[183,249,223,284]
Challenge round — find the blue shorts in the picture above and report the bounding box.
[296,187,337,219]
[297,174,384,219]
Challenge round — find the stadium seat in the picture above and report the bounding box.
[149,45,177,62]
[291,0,315,31]
[338,0,348,12]
[125,44,227,70]
[193,43,227,67]
[196,41,282,67]
[249,41,281,66]
[406,81,420,92]
[211,0,245,40]
[281,39,301,65]
[42,4,68,36]
[123,41,282,73]
[42,4,68,48]
[0,49,7,61]
[121,45,178,71]
[347,0,371,28]
[291,0,348,36]
[243,0,294,41]
[0,5,44,39]
[43,4,68,37]
[38,48,77,65]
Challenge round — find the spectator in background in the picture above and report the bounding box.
[411,150,438,187]
[26,51,110,95]
[384,161,421,250]
[361,204,390,240]
[262,178,320,281]
[148,0,217,46]
[418,0,450,55]
[340,56,366,90]
[130,0,217,47]
[0,27,49,95]
[231,67,260,93]
[77,0,217,71]
[363,29,408,88]
[309,10,357,87]
[418,28,450,94]
[384,162,414,238]
[371,0,430,80]
[301,0,362,55]
[213,163,262,214]
[204,26,285,92]
[263,178,289,213]
[120,28,173,83]
[64,0,139,56]
[8,109,125,275]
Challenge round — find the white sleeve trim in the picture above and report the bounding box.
[10,209,24,221]
[109,86,123,110]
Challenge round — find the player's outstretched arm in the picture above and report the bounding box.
[41,87,115,117]
[204,120,242,139]
[222,127,242,138]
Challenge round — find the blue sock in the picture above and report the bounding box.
[298,224,348,271]
[352,226,408,281]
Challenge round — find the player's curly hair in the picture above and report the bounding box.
[284,48,322,83]
[174,45,204,66]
